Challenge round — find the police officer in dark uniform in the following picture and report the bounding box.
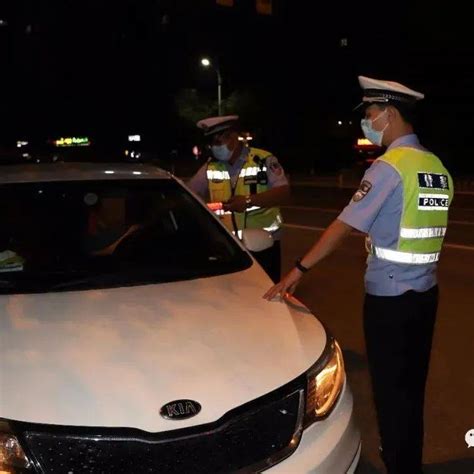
[264,76,453,474]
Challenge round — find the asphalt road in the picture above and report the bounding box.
[279,185,474,474]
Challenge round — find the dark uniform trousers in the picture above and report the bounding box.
[251,240,281,284]
[364,285,438,474]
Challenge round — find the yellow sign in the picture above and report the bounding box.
[357,138,373,146]
[54,137,91,147]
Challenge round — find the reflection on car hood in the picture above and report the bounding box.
[0,264,326,431]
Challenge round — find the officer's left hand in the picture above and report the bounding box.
[223,196,247,213]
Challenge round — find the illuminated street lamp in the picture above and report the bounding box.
[200,57,222,116]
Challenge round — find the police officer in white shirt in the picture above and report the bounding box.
[265,76,453,474]
[188,115,290,282]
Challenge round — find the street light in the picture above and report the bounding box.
[200,57,222,116]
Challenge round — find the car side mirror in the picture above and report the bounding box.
[241,229,274,253]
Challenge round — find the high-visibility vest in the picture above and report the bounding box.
[370,147,453,264]
[0,250,24,271]
[207,147,282,235]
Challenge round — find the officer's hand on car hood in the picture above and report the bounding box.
[263,268,303,301]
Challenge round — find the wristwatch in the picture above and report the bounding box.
[295,257,310,273]
[245,195,252,208]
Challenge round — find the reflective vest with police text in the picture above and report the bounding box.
[371,147,453,265]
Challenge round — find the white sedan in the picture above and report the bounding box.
[0,163,360,473]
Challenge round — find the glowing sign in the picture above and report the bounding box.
[54,137,90,147]
[17,141,28,148]
[357,138,373,146]
[128,135,141,142]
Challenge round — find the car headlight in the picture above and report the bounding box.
[304,338,345,427]
[0,420,32,473]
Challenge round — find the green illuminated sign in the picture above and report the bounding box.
[54,137,90,147]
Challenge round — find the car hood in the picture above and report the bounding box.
[0,264,326,432]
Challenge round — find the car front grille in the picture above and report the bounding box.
[19,384,305,474]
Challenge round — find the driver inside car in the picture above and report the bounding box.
[84,194,142,257]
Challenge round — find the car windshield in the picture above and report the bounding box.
[0,178,252,294]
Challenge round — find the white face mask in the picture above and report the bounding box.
[211,144,232,162]
[360,109,389,146]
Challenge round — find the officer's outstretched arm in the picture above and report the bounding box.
[250,185,290,208]
[297,219,353,269]
[263,219,353,301]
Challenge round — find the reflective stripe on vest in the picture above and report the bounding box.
[239,166,267,178]
[400,227,447,239]
[206,166,265,182]
[372,246,440,264]
[207,169,230,181]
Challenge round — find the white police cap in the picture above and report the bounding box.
[358,76,424,106]
[196,115,239,136]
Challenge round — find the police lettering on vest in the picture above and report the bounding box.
[418,194,449,211]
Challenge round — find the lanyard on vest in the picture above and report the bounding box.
[230,149,267,238]
[230,153,249,238]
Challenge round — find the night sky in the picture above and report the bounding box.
[2,0,474,173]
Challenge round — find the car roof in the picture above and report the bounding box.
[0,162,172,184]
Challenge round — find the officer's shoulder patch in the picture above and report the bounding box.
[352,180,372,202]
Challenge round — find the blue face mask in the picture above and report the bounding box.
[360,109,388,146]
[211,144,232,162]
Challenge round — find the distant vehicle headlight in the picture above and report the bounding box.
[304,338,345,427]
[0,419,32,473]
